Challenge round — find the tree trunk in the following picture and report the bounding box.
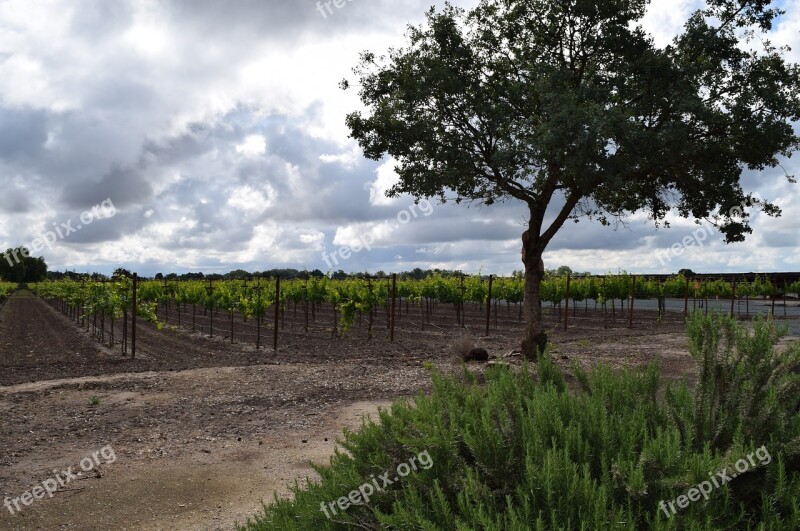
[521,229,547,360]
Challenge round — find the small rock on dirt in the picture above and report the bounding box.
[465,348,489,362]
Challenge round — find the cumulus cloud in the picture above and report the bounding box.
[0,0,797,276]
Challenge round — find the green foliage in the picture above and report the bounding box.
[344,0,800,356]
[345,0,798,242]
[29,279,159,325]
[24,274,800,338]
[790,280,800,296]
[330,279,382,334]
[0,247,47,283]
[0,281,16,300]
[241,316,800,530]
[676,312,800,454]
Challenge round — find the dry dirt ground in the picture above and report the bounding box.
[1,290,790,530]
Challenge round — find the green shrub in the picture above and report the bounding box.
[676,312,800,453]
[240,313,800,530]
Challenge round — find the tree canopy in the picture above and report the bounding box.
[0,247,48,283]
[344,0,800,359]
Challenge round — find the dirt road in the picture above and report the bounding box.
[0,294,433,529]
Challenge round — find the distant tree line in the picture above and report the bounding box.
[144,267,489,281]
[0,247,47,283]
[152,268,329,281]
[47,270,106,281]
[42,266,599,283]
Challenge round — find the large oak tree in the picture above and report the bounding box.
[344,0,800,359]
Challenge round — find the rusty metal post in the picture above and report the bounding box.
[564,273,571,331]
[459,275,465,328]
[628,275,636,329]
[390,274,397,342]
[684,277,689,321]
[602,276,608,329]
[255,285,262,349]
[771,279,776,317]
[131,273,137,359]
[485,275,493,336]
[273,276,280,351]
[784,281,788,318]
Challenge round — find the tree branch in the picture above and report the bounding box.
[540,190,582,245]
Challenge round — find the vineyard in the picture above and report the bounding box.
[0,281,14,312]
[20,272,800,356]
[3,277,800,529]
[0,281,15,299]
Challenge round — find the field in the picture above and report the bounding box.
[3,0,800,527]
[2,281,772,529]
[22,273,800,357]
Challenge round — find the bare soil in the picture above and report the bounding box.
[0,290,721,530]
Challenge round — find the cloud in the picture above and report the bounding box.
[368,159,401,206]
[0,0,796,277]
[235,134,267,156]
[0,182,33,214]
[0,107,49,160]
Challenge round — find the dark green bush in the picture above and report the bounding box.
[240,313,800,530]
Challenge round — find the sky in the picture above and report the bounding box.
[0,0,798,277]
